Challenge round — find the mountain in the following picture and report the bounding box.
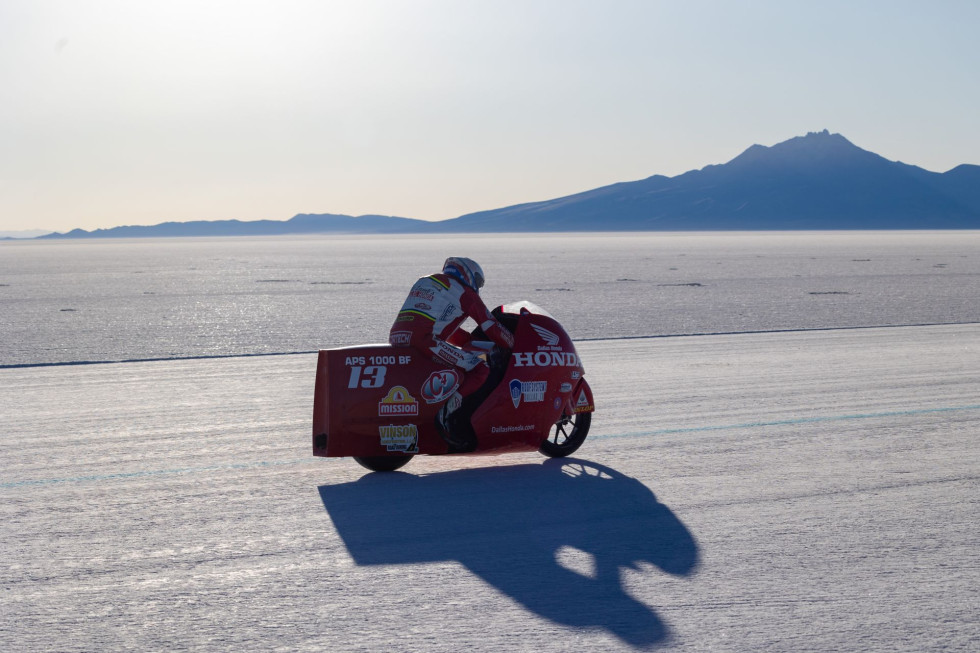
[39,213,430,239]
[1,229,53,239]
[446,131,980,230]
[38,131,980,237]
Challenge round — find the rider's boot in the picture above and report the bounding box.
[436,391,462,434]
[435,392,462,446]
[436,392,477,453]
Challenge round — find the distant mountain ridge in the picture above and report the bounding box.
[1,229,53,239]
[444,131,980,231]
[41,213,431,239]
[39,131,980,238]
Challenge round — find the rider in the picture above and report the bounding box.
[389,257,514,447]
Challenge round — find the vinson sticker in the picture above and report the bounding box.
[378,386,419,417]
[421,369,461,404]
[509,379,547,408]
[379,424,419,453]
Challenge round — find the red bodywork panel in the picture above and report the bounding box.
[312,311,593,458]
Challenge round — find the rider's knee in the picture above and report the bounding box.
[459,363,489,396]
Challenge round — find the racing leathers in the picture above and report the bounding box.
[389,273,514,398]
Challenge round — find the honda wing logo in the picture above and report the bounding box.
[531,324,560,346]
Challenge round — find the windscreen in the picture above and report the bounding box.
[499,301,555,320]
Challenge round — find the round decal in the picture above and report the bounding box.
[421,369,461,404]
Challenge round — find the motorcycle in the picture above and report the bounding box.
[312,301,595,471]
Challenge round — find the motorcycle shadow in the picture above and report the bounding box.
[318,459,699,648]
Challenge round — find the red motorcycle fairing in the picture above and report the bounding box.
[312,307,592,459]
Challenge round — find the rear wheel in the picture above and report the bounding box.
[539,411,591,458]
[353,455,414,472]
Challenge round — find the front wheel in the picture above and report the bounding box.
[353,455,414,472]
[539,411,591,458]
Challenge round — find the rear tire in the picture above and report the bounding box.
[353,455,414,472]
[539,411,591,458]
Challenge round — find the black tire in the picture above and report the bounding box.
[539,411,591,458]
[353,455,414,472]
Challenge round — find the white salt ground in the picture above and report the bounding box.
[2,323,978,651]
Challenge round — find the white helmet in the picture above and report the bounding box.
[443,257,485,291]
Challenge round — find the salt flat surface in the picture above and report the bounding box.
[2,231,979,366]
[2,324,978,651]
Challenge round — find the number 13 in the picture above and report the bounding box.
[348,365,387,389]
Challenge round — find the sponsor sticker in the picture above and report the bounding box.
[390,331,412,347]
[560,382,573,393]
[378,386,419,417]
[379,424,419,453]
[440,304,458,321]
[512,351,579,367]
[421,369,461,404]
[574,389,594,413]
[414,302,432,310]
[571,370,581,380]
[491,425,534,434]
[434,347,465,366]
[509,379,547,408]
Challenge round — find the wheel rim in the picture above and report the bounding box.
[550,414,577,447]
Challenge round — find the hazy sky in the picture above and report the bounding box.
[2,0,978,232]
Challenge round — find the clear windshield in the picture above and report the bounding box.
[499,301,555,320]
